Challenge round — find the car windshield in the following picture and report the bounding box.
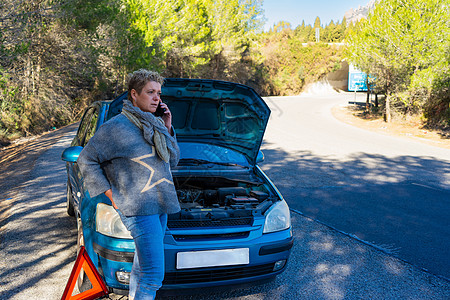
[178,142,249,167]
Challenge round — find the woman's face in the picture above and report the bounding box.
[130,81,162,113]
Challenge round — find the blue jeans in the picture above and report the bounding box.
[118,211,167,300]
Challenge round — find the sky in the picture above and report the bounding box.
[262,0,370,31]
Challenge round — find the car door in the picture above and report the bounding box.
[68,105,101,210]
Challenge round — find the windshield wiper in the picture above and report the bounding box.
[178,158,247,168]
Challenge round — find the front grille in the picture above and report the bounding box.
[173,232,249,241]
[168,217,253,229]
[163,263,275,285]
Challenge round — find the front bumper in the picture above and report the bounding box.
[92,230,293,291]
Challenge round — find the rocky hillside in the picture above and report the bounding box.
[344,0,377,23]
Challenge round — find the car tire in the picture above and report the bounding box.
[76,216,93,292]
[66,180,75,217]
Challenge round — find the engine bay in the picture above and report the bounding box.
[168,176,277,223]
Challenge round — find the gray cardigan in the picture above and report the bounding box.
[77,114,181,216]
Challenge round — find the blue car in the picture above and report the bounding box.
[62,78,293,296]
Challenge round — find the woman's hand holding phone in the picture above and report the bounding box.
[155,102,165,117]
[157,101,173,134]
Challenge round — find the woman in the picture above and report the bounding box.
[78,69,180,299]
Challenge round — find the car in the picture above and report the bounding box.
[61,78,293,296]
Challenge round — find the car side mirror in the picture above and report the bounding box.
[61,146,83,163]
[256,151,264,163]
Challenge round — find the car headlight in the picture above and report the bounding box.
[263,200,291,233]
[96,203,132,239]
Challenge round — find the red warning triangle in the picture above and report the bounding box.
[61,246,109,300]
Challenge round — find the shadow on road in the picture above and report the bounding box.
[0,123,79,231]
[163,143,450,299]
[0,126,77,299]
[163,214,449,300]
[258,142,450,280]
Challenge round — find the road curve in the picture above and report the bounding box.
[261,92,450,280]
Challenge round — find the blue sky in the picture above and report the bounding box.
[262,0,370,31]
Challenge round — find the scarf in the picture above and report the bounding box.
[121,100,172,163]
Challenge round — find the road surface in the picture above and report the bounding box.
[261,92,450,280]
[0,92,449,299]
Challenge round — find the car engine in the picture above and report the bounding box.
[168,176,276,226]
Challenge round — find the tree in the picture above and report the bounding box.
[347,0,449,123]
[324,20,336,42]
[1,0,268,142]
[0,0,76,136]
[123,0,264,80]
[339,17,348,41]
[273,21,292,33]
[204,0,264,82]
[313,16,321,28]
[294,20,310,42]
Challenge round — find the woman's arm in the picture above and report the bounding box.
[77,125,113,199]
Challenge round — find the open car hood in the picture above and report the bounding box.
[107,79,270,165]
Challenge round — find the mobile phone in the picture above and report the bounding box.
[154,102,165,117]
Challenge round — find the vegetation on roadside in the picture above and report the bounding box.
[259,18,348,95]
[347,0,450,128]
[1,0,448,144]
[0,0,348,143]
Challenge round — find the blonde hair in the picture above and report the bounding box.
[127,69,164,101]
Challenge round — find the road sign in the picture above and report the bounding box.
[348,64,368,92]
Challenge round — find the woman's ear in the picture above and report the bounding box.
[130,89,137,102]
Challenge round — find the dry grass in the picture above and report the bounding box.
[332,103,450,150]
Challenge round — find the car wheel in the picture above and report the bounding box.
[76,216,93,292]
[66,180,75,217]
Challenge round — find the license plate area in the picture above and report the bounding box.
[176,248,249,269]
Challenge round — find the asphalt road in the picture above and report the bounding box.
[0,92,449,299]
[261,92,450,281]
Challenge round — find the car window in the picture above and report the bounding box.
[72,108,94,146]
[73,107,99,147]
[106,92,127,121]
[84,110,99,146]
